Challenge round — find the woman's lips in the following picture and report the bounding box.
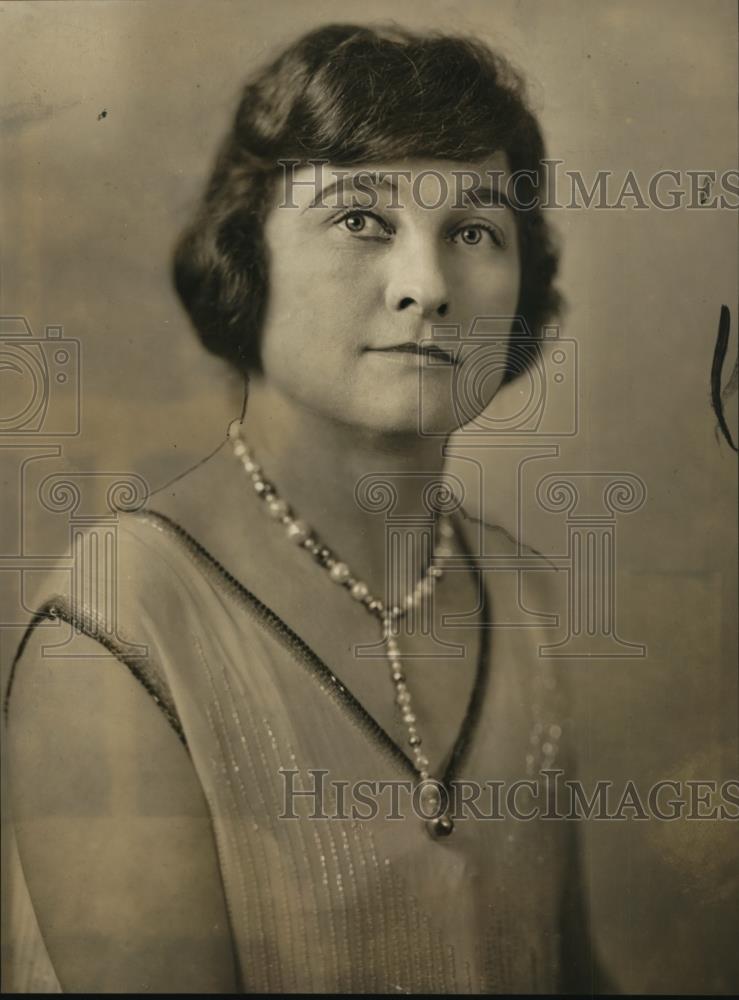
[366,342,456,365]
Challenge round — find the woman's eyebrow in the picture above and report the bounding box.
[301,174,516,213]
[305,174,400,211]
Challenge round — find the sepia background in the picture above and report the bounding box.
[2,0,737,993]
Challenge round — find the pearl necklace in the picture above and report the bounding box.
[228,420,456,838]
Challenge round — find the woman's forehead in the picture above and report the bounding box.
[274,152,513,212]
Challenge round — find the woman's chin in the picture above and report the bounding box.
[347,399,461,439]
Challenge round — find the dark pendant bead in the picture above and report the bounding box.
[426,813,454,839]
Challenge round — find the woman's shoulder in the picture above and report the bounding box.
[28,442,246,626]
[16,510,203,661]
[5,466,236,748]
[454,508,576,766]
[454,505,564,604]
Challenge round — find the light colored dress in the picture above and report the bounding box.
[5,506,597,994]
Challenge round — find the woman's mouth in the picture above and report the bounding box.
[366,342,457,365]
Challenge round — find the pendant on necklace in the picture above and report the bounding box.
[417,774,455,840]
[426,813,455,839]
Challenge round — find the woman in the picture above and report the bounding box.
[6,23,610,994]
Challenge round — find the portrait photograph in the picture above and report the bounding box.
[1,0,737,994]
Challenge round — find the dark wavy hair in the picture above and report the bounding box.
[173,23,562,384]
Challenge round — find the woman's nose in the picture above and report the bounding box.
[384,243,450,319]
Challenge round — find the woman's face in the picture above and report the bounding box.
[258,155,521,436]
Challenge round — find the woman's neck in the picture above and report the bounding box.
[240,376,452,597]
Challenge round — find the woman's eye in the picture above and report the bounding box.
[460,226,483,245]
[344,213,366,232]
[452,223,507,249]
[335,210,391,239]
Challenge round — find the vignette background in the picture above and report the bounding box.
[2,0,737,992]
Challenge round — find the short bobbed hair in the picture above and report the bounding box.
[173,23,562,384]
